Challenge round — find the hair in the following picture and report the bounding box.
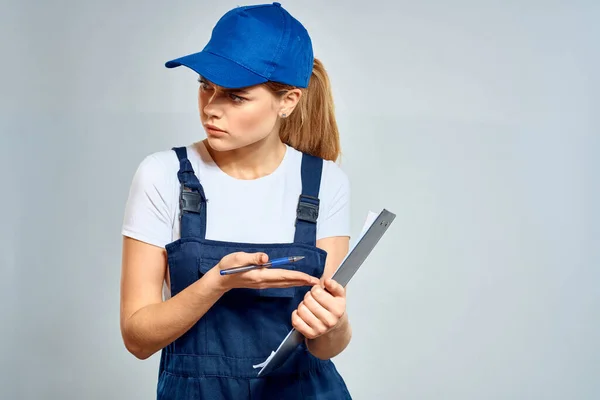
[264,58,341,162]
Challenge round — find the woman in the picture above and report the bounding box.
[120,2,353,399]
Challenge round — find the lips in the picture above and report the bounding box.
[205,124,226,133]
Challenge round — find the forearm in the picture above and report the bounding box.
[306,313,352,360]
[122,268,225,359]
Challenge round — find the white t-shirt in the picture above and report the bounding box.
[122,141,351,250]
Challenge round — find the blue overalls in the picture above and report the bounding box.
[156,147,353,399]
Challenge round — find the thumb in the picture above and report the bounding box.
[324,278,345,297]
[221,252,268,268]
[253,252,269,265]
[234,251,268,266]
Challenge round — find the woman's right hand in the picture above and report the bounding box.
[208,252,320,292]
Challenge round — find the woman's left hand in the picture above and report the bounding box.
[291,279,346,339]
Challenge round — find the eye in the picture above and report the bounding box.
[228,93,246,103]
[197,78,212,91]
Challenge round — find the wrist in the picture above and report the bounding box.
[305,313,351,359]
[202,266,230,295]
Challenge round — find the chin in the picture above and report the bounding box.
[204,132,268,153]
[205,136,240,152]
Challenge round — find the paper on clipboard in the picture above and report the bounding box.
[253,208,396,376]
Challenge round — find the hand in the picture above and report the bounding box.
[211,252,320,292]
[291,279,346,339]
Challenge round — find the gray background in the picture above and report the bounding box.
[1,0,598,399]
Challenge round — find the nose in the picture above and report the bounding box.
[200,91,223,119]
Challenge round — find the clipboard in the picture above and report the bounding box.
[253,208,397,377]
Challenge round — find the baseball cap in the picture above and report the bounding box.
[164,2,314,89]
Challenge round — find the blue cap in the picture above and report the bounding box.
[165,2,314,89]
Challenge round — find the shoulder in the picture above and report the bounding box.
[284,146,350,195]
[285,147,351,237]
[313,156,351,238]
[321,158,350,195]
[122,148,183,247]
[132,148,180,181]
[318,158,351,239]
[125,150,179,207]
[129,145,205,194]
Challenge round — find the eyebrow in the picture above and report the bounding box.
[199,76,251,95]
[224,87,250,95]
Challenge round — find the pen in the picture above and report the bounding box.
[219,256,305,275]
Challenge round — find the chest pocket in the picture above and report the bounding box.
[198,259,296,299]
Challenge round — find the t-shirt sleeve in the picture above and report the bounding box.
[121,154,176,248]
[316,161,351,240]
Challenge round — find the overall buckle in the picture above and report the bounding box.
[296,194,319,224]
[180,186,205,214]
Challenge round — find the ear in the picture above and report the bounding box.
[278,88,302,117]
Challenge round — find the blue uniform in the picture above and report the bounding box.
[156,146,352,399]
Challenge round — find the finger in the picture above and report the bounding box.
[310,284,334,304]
[303,292,338,329]
[261,269,320,286]
[324,278,345,297]
[297,301,328,335]
[243,270,318,289]
[309,285,345,318]
[291,309,318,339]
[255,279,318,289]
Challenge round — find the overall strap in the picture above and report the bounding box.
[173,146,207,240]
[294,153,323,245]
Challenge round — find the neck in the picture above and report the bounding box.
[202,134,287,180]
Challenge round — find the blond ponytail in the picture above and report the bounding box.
[264,58,341,162]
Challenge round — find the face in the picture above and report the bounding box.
[197,76,300,151]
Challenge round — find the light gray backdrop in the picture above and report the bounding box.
[1,0,598,399]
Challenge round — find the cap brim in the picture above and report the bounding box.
[165,51,268,89]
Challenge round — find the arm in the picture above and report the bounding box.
[120,239,319,360]
[119,155,228,359]
[299,236,353,360]
[119,236,226,360]
[120,237,225,360]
